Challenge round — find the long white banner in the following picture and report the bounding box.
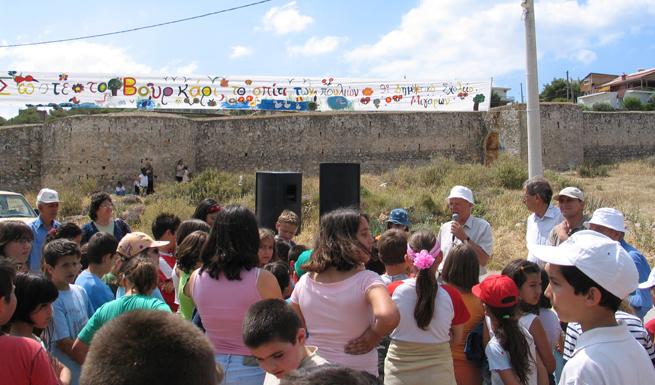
[0,71,491,112]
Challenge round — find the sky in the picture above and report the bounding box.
[1,0,654,118]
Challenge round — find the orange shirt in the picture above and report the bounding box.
[450,290,485,361]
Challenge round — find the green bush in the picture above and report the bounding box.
[592,102,615,111]
[490,155,528,189]
[622,97,643,111]
[577,162,609,178]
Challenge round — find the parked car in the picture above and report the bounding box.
[0,191,37,224]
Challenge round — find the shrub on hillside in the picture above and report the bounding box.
[490,155,528,189]
[577,162,609,178]
[622,97,643,111]
[165,168,255,205]
[592,102,615,112]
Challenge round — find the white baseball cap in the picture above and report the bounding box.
[638,269,655,290]
[447,185,474,204]
[529,230,638,299]
[36,188,61,204]
[554,187,584,201]
[584,207,626,233]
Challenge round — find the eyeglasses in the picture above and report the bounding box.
[100,202,114,208]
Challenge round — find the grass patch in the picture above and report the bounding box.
[36,156,655,269]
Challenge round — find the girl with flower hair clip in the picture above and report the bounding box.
[384,229,471,385]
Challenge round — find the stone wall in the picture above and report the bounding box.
[195,111,487,174]
[0,124,42,192]
[39,113,197,190]
[484,103,584,170]
[583,111,655,163]
[1,106,654,193]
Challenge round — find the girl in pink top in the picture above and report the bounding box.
[290,209,399,376]
[186,205,282,385]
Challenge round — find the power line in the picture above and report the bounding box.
[0,0,273,48]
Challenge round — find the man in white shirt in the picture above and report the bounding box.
[438,185,492,274]
[531,230,655,384]
[523,177,563,267]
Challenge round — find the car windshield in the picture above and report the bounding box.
[0,194,36,218]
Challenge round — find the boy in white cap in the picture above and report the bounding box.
[530,230,655,384]
[548,187,588,246]
[437,185,492,274]
[584,207,652,319]
[29,188,61,273]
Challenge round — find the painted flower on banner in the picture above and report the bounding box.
[72,84,84,93]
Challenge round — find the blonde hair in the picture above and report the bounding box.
[276,210,299,226]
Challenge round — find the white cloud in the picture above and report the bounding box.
[260,1,313,35]
[0,41,154,74]
[287,36,347,56]
[229,45,254,59]
[575,49,597,65]
[344,0,655,80]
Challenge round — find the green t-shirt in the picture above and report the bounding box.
[78,294,171,345]
[177,270,195,321]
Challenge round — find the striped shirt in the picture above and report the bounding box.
[563,311,655,361]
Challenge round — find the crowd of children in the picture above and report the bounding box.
[1,180,655,385]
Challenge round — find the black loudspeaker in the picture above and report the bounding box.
[319,163,360,217]
[256,171,302,232]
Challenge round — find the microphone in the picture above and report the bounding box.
[451,213,459,242]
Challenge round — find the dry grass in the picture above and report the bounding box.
[41,156,655,270]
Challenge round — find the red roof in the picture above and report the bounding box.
[603,67,655,86]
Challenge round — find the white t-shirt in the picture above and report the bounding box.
[560,324,655,385]
[139,173,148,187]
[438,216,492,274]
[526,205,563,267]
[390,279,470,344]
[538,307,561,349]
[486,326,538,385]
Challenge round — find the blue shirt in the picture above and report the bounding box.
[75,270,114,313]
[28,216,61,273]
[621,239,653,319]
[47,284,93,385]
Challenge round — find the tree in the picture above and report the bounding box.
[108,78,122,96]
[540,78,581,102]
[472,94,485,111]
[5,108,44,125]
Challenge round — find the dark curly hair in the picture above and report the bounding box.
[88,192,112,221]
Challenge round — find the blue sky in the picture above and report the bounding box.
[1,0,654,117]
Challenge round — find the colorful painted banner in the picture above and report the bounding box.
[0,71,492,112]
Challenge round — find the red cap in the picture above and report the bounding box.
[472,275,519,308]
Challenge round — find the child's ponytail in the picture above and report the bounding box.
[407,230,440,330]
[488,305,533,385]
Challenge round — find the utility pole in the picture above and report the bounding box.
[522,0,543,177]
[566,70,570,102]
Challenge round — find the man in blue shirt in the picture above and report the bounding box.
[28,188,61,273]
[585,207,653,319]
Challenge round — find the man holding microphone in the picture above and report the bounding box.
[437,185,493,274]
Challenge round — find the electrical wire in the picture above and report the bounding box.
[0,0,273,48]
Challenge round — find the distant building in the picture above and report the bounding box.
[491,87,514,107]
[578,67,655,108]
[580,73,618,95]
